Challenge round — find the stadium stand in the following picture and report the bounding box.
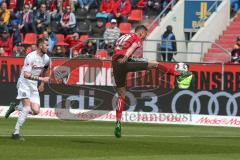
[203,13,240,63]
[0,0,178,58]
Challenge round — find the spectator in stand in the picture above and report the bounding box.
[42,28,57,53]
[103,19,120,55]
[96,0,113,20]
[52,45,67,57]
[0,0,9,6]
[26,44,37,54]
[61,0,71,11]
[24,0,34,8]
[231,37,240,63]
[0,2,10,32]
[81,40,97,57]
[130,0,144,8]
[15,0,25,12]
[19,4,34,34]
[49,0,58,12]
[91,18,105,48]
[0,47,8,56]
[77,0,95,11]
[154,0,162,9]
[146,0,162,15]
[12,42,26,57]
[231,0,239,17]
[91,18,105,38]
[9,8,22,30]
[109,0,131,22]
[64,32,81,48]
[30,0,45,9]
[0,28,12,56]
[60,5,76,35]
[50,8,61,33]
[12,23,22,47]
[64,32,84,56]
[160,25,177,61]
[33,3,50,34]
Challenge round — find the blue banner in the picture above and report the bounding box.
[184,0,222,30]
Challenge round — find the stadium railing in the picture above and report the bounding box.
[147,0,178,32]
[143,39,231,62]
[69,38,231,62]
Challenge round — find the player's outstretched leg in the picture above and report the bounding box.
[5,102,17,119]
[148,61,192,84]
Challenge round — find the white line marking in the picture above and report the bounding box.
[0,135,240,138]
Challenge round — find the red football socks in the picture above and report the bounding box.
[116,96,126,122]
[157,63,181,76]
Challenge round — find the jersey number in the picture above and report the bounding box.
[116,34,132,47]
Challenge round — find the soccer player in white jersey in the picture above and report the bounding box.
[5,38,50,140]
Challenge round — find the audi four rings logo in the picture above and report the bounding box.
[171,90,240,116]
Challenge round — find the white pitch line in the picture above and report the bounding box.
[0,134,151,137]
[0,135,240,138]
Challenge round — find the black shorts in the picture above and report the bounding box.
[112,56,148,88]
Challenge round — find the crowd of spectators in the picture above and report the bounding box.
[0,0,176,58]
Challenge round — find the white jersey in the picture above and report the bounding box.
[18,51,50,86]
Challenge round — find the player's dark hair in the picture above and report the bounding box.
[41,3,46,7]
[135,25,148,32]
[37,38,47,47]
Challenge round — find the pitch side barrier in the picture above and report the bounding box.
[0,57,239,127]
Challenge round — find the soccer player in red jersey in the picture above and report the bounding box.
[112,25,191,138]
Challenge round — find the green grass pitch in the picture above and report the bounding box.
[1,118,240,160]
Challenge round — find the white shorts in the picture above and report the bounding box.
[16,80,40,105]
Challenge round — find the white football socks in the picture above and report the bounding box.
[14,106,32,135]
[16,102,23,111]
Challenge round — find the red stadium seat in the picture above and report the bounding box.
[95,50,109,59]
[65,34,89,42]
[9,0,16,9]
[79,35,89,42]
[56,34,65,45]
[119,23,132,34]
[22,33,37,45]
[56,34,65,42]
[128,10,143,21]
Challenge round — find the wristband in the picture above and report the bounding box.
[30,75,40,81]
